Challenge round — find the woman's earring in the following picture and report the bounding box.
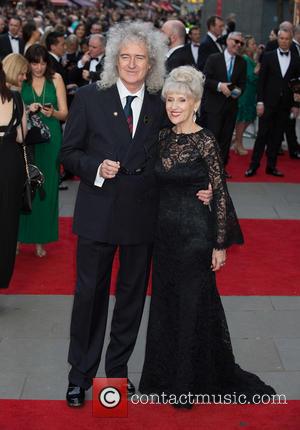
[193,110,197,122]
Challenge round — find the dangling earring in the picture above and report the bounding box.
[193,110,197,122]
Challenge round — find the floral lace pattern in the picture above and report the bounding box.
[139,127,275,401]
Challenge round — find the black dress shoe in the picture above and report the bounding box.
[290,151,300,159]
[127,379,136,398]
[224,170,232,179]
[59,184,69,191]
[66,383,85,407]
[265,167,284,177]
[245,167,257,177]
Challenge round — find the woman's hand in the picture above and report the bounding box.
[211,249,226,271]
[28,103,41,113]
[196,183,213,205]
[40,105,54,118]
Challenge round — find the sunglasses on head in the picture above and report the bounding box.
[232,38,245,46]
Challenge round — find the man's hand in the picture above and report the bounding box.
[294,93,300,103]
[80,52,91,65]
[211,249,226,271]
[82,70,90,81]
[100,160,120,179]
[219,83,232,97]
[196,183,213,205]
[291,106,299,118]
[256,103,264,117]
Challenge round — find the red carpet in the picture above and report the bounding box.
[0,400,299,430]
[4,218,299,296]
[227,150,300,183]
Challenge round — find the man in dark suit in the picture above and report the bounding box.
[263,22,300,160]
[0,16,24,60]
[161,19,187,73]
[197,15,224,71]
[245,29,300,177]
[203,32,247,177]
[45,31,68,86]
[61,21,211,408]
[177,26,201,69]
[75,34,105,85]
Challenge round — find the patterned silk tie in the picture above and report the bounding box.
[124,95,137,135]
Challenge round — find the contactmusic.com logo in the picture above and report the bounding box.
[93,378,128,417]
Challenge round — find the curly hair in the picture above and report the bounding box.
[162,66,205,102]
[99,21,168,94]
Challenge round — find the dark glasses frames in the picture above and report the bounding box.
[232,39,245,47]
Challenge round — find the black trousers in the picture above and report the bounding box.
[284,117,299,155]
[206,102,237,166]
[68,236,153,389]
[250,106,290,170]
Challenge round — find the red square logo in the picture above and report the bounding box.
[92,378,128,417]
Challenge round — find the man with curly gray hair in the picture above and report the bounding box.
[61,21,168,407]
[61,21,211,408]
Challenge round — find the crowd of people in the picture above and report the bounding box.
[0,1,297,409]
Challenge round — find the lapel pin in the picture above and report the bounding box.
[113,112,118,116]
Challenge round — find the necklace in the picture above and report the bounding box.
[172,126,202,142]
[31,79,46,106]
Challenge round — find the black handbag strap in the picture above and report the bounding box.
[12,92,30,182]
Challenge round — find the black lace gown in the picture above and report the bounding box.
[139,127,275,402]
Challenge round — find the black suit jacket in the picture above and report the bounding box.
[203,52,247,114]
[166,44,197,72]
[70,57,105,87]
[49,54,68,86]
[0,33,24,60]
[61,83,168,244]
[197,34,222,71]
[257,50,300,109]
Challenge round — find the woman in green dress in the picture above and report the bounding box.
[18,44,68,257]
[233,36,259,155]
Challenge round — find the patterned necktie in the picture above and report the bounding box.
[124,95,136,135]
[227,56,234,81]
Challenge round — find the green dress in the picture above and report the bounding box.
[18,79,61,244]
[236,55,258,123]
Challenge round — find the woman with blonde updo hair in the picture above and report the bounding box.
[139,66,275,408]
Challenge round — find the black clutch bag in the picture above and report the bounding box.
[25,112,51,146]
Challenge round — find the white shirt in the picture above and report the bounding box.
[217,49,236,91]
[9,33,19,54]
[94,78,145,188]
[207,31,223,53]
[190,43,199,64]
[224,49,235,76]
[277,48,290,77]
[166,44,184,58]
[89,55,104,72]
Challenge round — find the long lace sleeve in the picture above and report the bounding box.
[197,129,244,249]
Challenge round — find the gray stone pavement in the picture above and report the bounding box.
[1,138,300,401]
